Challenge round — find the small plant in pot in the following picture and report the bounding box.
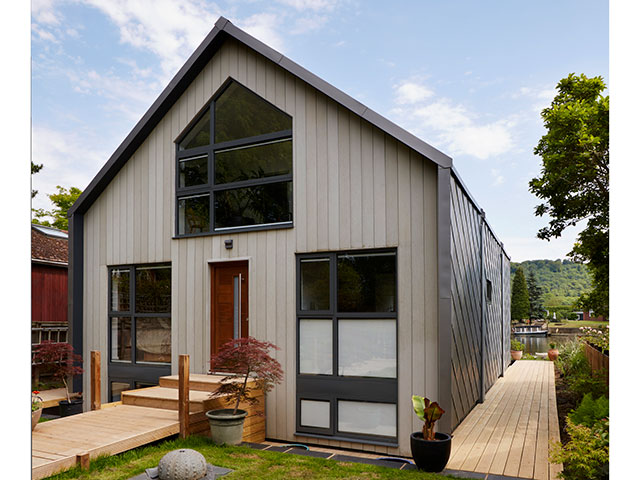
[31,391,43,431]
[206,337,283,445]
[510,339,525,361]
[32,341,84,417]
[547,342,559,361]
[410,395,451,472]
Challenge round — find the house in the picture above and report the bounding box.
[32,224,69,343]
[32,224,69,382]
[67,17,510,455]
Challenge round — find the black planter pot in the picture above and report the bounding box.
[59,398,83,417]
[410,431,452,472]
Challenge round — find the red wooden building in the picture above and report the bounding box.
[32,224,68,344]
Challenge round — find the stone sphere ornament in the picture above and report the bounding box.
[157,449,208,480]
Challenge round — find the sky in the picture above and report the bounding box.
[30,0,609,262]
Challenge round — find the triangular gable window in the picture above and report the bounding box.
[175,79,293,236]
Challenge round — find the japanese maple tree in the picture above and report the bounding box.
[210,337,283,414]
[33,341,83,402]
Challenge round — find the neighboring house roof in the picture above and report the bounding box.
[69,16,453,218]
[32,224,68,265]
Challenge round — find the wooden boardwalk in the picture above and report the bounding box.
[447,360,562,480]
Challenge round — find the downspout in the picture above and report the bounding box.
[437,166,452,434]
[479,210,486,403]
[68,213,84,394]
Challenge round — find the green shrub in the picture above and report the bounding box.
[568,393,609,428]
[511,339,525,351]
[550,418,609,480]
[556,339,608,399]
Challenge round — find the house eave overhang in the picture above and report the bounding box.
[68,16,452,218]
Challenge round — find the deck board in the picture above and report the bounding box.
[448,360,562,480]
[31,404,179,480]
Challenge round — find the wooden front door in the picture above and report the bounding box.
[210,261,249,356]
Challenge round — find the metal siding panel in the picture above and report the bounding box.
[316,93,329,251]
[372,128,386,247]
[349,114,362,248]
[337,106,351,249]
[306,87,318,252]
[361,123,374,247]
[327,100,340,251]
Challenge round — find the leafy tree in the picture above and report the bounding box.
[32,185,82,230]
[511,267,529,322]
[526,271,545,320]
[529,73,608,318]
[31,161,43,198]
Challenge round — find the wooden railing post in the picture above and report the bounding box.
[179,354,190,438]
[90,351,101,410]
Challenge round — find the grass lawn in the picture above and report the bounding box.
[550,320,608,328]
[44,436,469,480]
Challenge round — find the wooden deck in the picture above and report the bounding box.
[32,404,179,480]
[447,360,562,480]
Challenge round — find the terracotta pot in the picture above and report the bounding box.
[547,348,559,361]
[510,350,523,361]
[32,408,43,431]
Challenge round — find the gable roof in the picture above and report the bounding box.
[69,16,453,217]
[32,224,68,264]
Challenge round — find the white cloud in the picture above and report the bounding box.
[32,0,62,26]
[236,13,285,51]
[32,23,59,43]
[31,126,109,212]
[491,168,505,186]
[81,0,221,79]
[290,15,329,35]
[394,80,434,104]
[391,81,515,160]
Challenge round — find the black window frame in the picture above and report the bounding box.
[107,263,172,401]
[174,77,294,238]
[295,248,399,446]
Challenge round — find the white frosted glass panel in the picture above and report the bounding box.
[299,319,333,374]
[338,401,396,437]
[338,319,396,377]
[300,400,330,429]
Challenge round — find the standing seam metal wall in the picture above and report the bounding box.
[449,176,510,428]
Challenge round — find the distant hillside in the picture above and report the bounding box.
[510,260,592,308]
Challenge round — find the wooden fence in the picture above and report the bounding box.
[584,342,609,385]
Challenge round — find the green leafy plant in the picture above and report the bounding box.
[556,339,608,399]
[579,325,609,353]
[510,339,525,351]
[412,395,445,440]
[567,393,608,428]
[550,418,609,480]
[32,391,43,412]
[549,342,557,349]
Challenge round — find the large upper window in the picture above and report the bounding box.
[175,79,293,236]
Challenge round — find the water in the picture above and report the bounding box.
[513,334,577,355]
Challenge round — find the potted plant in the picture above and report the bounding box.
[410,395,451,472]
[32,391,43,431]
[547,342,559,361]
[206,337,283,445]
[510,339,525,361]
[32,341,84,417]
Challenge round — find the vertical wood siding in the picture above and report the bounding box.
[82,37,438,456]
[449,177,510,428]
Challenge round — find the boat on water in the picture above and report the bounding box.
[512,325,548,336]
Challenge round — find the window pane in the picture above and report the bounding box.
[215,140,292,184]
[337,252,396,312]
[111,317,131,362]
[31,329,40,344]
[301,400,330,429]
[338,401,396,437]
[215,81,291,143]
[178,194,210,234]
[179,155,208,188]
[299,319,332,375]
[136,317,171,363]
[179,109,210,150]
[135,266,171,313]
[300,258,330,311]
[110,381,131,402]
[214,181,292,229]
[111,269,130,312]
[338,319,396,378]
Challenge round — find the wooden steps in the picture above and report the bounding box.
[121,373,266,443]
